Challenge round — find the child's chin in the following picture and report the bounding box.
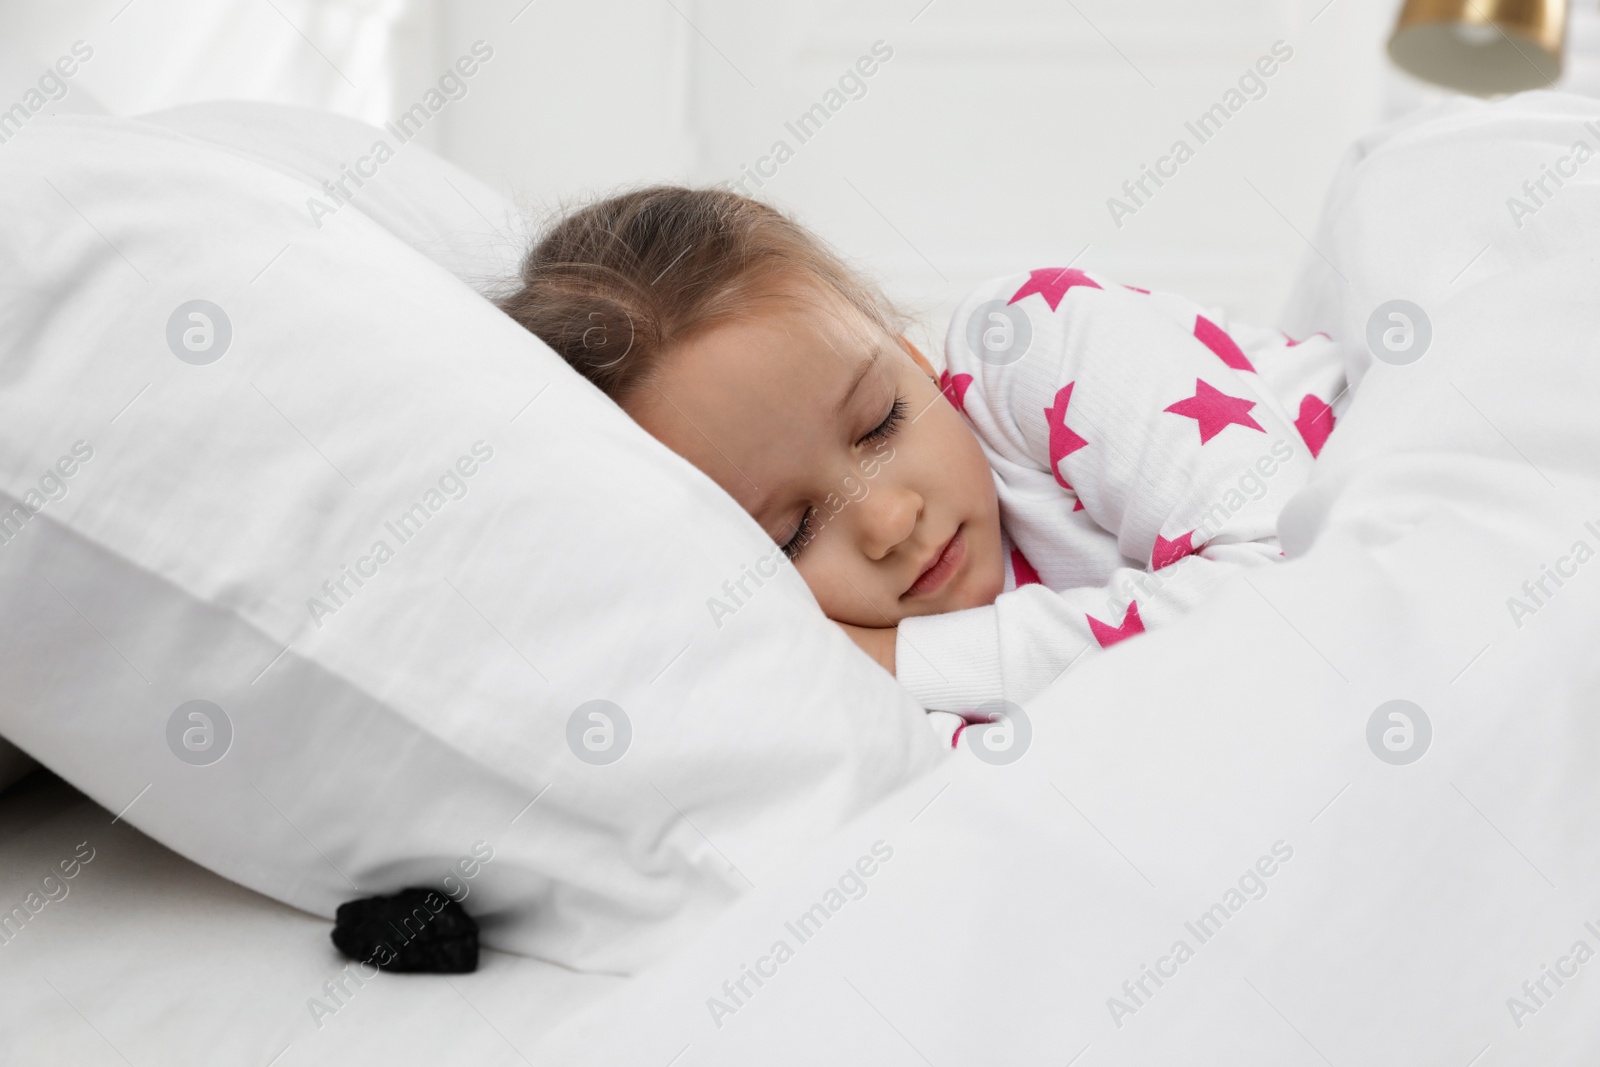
[947,563,1004,612]
[907,589,981,619]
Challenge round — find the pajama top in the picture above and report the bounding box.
[896,267,1347,716]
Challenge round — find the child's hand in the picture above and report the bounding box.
[835,621,897,675]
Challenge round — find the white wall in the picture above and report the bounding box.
[430,0,698,216]
[5,0,1597,341]
[0,0,426,124]
[408,0,1407,336]
[665,0,1396,334]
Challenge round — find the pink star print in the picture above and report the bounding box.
[1087,601,1144,648]
[939,370,973,416]
[1164,379,1265,444]
[1282,330,1330,347]
[949,706,1000,749]
[1011,547,1042,587]
[1009,268,1102,312]
[1151,530,1199,570]
[1194,316,1255,373]
[1123,284,1151,294]
[1295,393,1335,458]
[1045,382,1088,489]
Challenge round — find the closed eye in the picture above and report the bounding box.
[859,395,906,445]
[778,395,908,561]
[779,508,815,560]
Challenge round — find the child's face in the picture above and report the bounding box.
[625,283,1005,628]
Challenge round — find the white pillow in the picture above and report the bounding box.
[1281,89,1600,392]
[0,103,942,972]
[138,101,529,294]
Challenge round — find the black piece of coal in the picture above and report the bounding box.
[331,887,479,973]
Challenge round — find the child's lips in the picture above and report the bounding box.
[905,527,965,598]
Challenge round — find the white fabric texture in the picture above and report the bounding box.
[0,39,94,794]
[897,275,1346,713]
[138,101,529,295]
[0,776,625,1064]
[0,103,942,974]
[525,90,1600,1063]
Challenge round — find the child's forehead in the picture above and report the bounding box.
[744,309,891,406]
[652,299,882,418]
[750,289,886,370]
[753,273,881,339]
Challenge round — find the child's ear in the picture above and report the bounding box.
[897,335,937,380]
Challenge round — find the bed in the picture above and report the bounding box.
[4,89,1599,1064]
[0,772,622,1064]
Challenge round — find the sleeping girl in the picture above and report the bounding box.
[498,186,1346,715]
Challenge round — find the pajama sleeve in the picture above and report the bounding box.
[894,268,1342,713]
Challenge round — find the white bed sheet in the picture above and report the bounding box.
[0,773,624,1065]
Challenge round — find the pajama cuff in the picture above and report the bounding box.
[895,604,1004,713]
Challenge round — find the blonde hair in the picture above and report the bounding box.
[498,185,906,404]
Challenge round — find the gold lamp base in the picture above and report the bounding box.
[1388,0,1567,95]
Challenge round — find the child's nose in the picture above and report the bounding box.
[856,483,922,562]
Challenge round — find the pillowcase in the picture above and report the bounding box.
[138,101,528,294]
[0,102,942,972]
[1280,89,1600,394]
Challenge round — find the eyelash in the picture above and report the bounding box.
[861,395,907,444]
[779,395,907,560]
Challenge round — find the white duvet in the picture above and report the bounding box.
[526,90,1600,1065]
